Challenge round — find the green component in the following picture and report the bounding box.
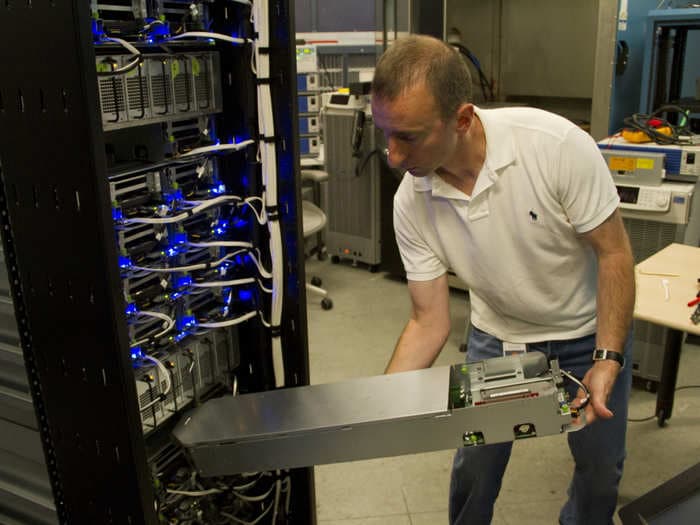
[192,58,201,77]
[169,135,175,143]
[171,60,180,78]
[96,62,111,73]
[463,431,485,447]
[561,404,570,414]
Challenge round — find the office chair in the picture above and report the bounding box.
[301,169,333,310]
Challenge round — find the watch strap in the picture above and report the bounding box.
[592,348,625,368]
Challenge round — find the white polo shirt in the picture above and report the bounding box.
[393,106,620,342]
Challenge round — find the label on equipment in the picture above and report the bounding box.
[609,157,635,171]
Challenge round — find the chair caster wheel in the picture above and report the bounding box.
[321,298,333,310]
[311,276,322,287]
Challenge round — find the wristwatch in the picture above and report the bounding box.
[592,348,625,368]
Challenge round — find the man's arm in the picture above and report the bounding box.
[385,273,451,374]
[578,209,635,422]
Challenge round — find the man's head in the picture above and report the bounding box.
[371,35,476,177]
[371,34,472,121]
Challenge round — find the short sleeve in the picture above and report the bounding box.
[393,179,447,281]
[556,126,620,233]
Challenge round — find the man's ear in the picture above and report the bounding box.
[455,103,475,133]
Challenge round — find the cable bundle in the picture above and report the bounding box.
[622,105,693,145]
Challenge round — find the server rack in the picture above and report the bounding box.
[0,1,314,524]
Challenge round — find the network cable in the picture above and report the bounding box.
[129,310,176,347]
[166,31,252,45]
[96,36,142,76]
[121,195,241,225]
[191,276,272,294]
[178,139,256,158]
[139,353,172,412]
[252,0,285,387]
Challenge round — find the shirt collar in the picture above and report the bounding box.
[411,106,516,196]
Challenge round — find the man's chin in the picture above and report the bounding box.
[407,168,429,177]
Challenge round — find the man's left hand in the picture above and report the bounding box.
[572,360,621,426]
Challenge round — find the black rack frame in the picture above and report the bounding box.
[0,1,314,523]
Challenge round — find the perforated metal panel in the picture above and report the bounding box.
[323,107,382,266]
[97,53,222,130]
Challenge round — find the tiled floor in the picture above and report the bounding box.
[304,258,700,524]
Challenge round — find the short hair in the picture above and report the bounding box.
[371,35,473,120]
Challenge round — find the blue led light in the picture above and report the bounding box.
[130,346,143,360]
[163,189,183,205]
[239,290,253,301]
[92,19,104,40]
[119,255,132,269]
[233,218,249,229]
[144,19,170,40]
[175,275,192,289]
[178,315,196,330]
[125,303,138,316]
[172,231,187,245]
[112,207,123,222]
[209,183,227,195]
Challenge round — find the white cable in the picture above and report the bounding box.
[139,354,172,411]
[232,483,275,502]
[191,277,275,293]
[130,311,176,347]
[253,0,284,387]
[166,488,223,497]
[230,0,252,5]
[246,249,273,279]
[271,475,282,524]
[233,474,263,491]
[220,502,273,525]
[166,31,252,46]
[104,36,140,56]
[122,195,241,225]
[96,37,142,76]
[242,197,267,225]
[132,250,245,273]
[198,310,257,328]
[258,312,271,328]
[191,277,256,288]
[187,241,253,249]
[283,475,291,514]
[179,140,255,157]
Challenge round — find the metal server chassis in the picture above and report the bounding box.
[174,352,579,476]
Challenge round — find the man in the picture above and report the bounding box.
[371,35,635,525]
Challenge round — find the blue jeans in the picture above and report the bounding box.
[449,326,633,525]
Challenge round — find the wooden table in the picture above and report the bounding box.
[635,243,700,426]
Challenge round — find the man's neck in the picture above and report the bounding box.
[436,116,486,195]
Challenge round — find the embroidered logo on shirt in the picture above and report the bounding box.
[528,210,538,222]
